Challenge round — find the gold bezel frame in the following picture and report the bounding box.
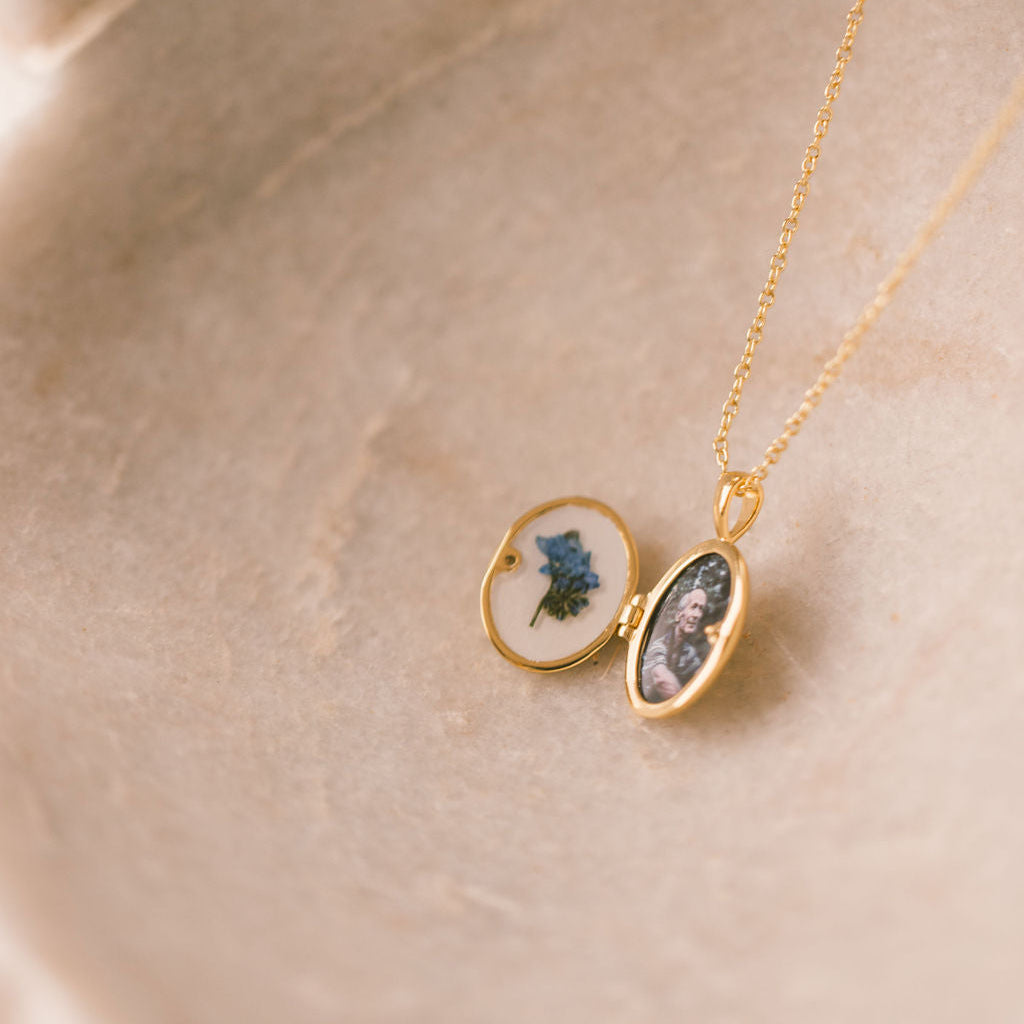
[480,496,639,673]
[624,539,748,719]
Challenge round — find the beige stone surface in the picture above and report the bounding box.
[1,1,1023,1021]
[0,0,125,56]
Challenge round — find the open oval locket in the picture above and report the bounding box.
[480,485,756,719]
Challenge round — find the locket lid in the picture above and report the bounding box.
[480,496,639,672]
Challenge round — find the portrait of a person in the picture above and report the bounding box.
[639,554,730,703]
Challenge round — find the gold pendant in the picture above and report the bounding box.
[480,474,762,719]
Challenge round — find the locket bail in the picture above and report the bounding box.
[713,472,764,544]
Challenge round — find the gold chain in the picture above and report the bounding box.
[712,0,1024,491]
[712,0,865,476]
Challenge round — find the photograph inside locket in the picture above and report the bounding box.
[639,554,731,703]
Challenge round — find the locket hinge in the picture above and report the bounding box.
[616,593,647,641]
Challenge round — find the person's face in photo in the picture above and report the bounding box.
[674,588,707,640]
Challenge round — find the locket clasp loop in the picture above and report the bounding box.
[713,472,764,544]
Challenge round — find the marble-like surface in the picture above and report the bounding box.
[1,1,1023,1021]
[0,0,122,54]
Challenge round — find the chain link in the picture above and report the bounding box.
[712,0,866,476]
[713,0,1024,494]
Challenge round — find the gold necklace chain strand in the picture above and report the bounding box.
[712,0,866,476]
[714,0,1024,494]
[744,71,1024,487]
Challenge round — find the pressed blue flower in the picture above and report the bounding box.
[530,529,600,627]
